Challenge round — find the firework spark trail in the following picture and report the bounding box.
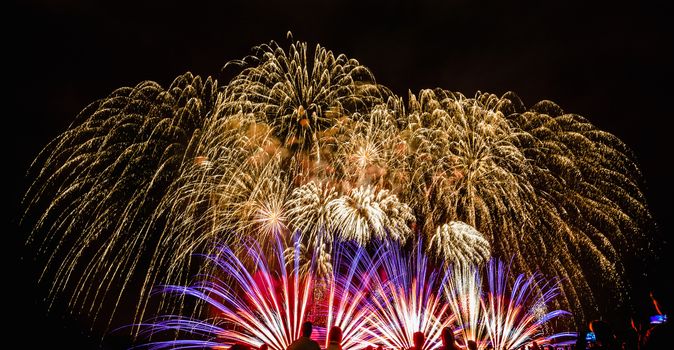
[443,265,487,349]
[137,237,314,350]
[505,99,652,319]
[323,243,383,350]
[136,237,574,350]
[24,37,652,329]
[403,90,536,242]
[222,40,393,150]
[481,259,571,350]
[363,243,456,350]
[23,73,220,325]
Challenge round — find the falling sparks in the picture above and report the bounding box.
[24,37,651,329]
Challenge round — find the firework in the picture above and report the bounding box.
[328,185,414,246]
[441,260,575,350]
[323,243,383,350]
[443,265,487,348]
[137,237,314,350]
[25,38,651,328]
[481,259,571,350]
[286,181,339,257]
[363,244,456,350]
[429,221,490,268]
[136,238,574,350]
[221,40,392,150]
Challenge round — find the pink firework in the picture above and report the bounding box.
[361,243,456,350]
[138,237,315,350]
[481,259,573,350]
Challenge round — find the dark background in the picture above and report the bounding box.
[8,1,672,348]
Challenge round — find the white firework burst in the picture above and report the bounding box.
[286,181,338,247]
[327,185,414,246]
[429,221,491,267]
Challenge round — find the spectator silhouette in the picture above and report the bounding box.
[575,328,588,350]
[590,320,617,350]
[259,344,268,350]
[621,321,639,350]
[410,332,425,350]
[327,326,343,350]
[287,321,321,350]
[466,340,477,350]
[231,344,251,350]
[437,327,460,350]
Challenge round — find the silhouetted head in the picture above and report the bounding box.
[590,319,614,346]
[230,344,250,350]
[466,340,477,350]
[259,344,268,350]
[328,326,343,343]
[413,332,425,350]
[302,321,313,338]
[441,327,455,347]
[574,328,587,350]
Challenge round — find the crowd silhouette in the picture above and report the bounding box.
[222,317,669,350]
[222,294,669,350]
[328,326,343,350]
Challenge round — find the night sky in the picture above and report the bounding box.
[8,1,673,348]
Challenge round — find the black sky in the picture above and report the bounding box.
[8,1,673,348]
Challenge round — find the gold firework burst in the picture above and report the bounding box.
[24,38,652,330]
